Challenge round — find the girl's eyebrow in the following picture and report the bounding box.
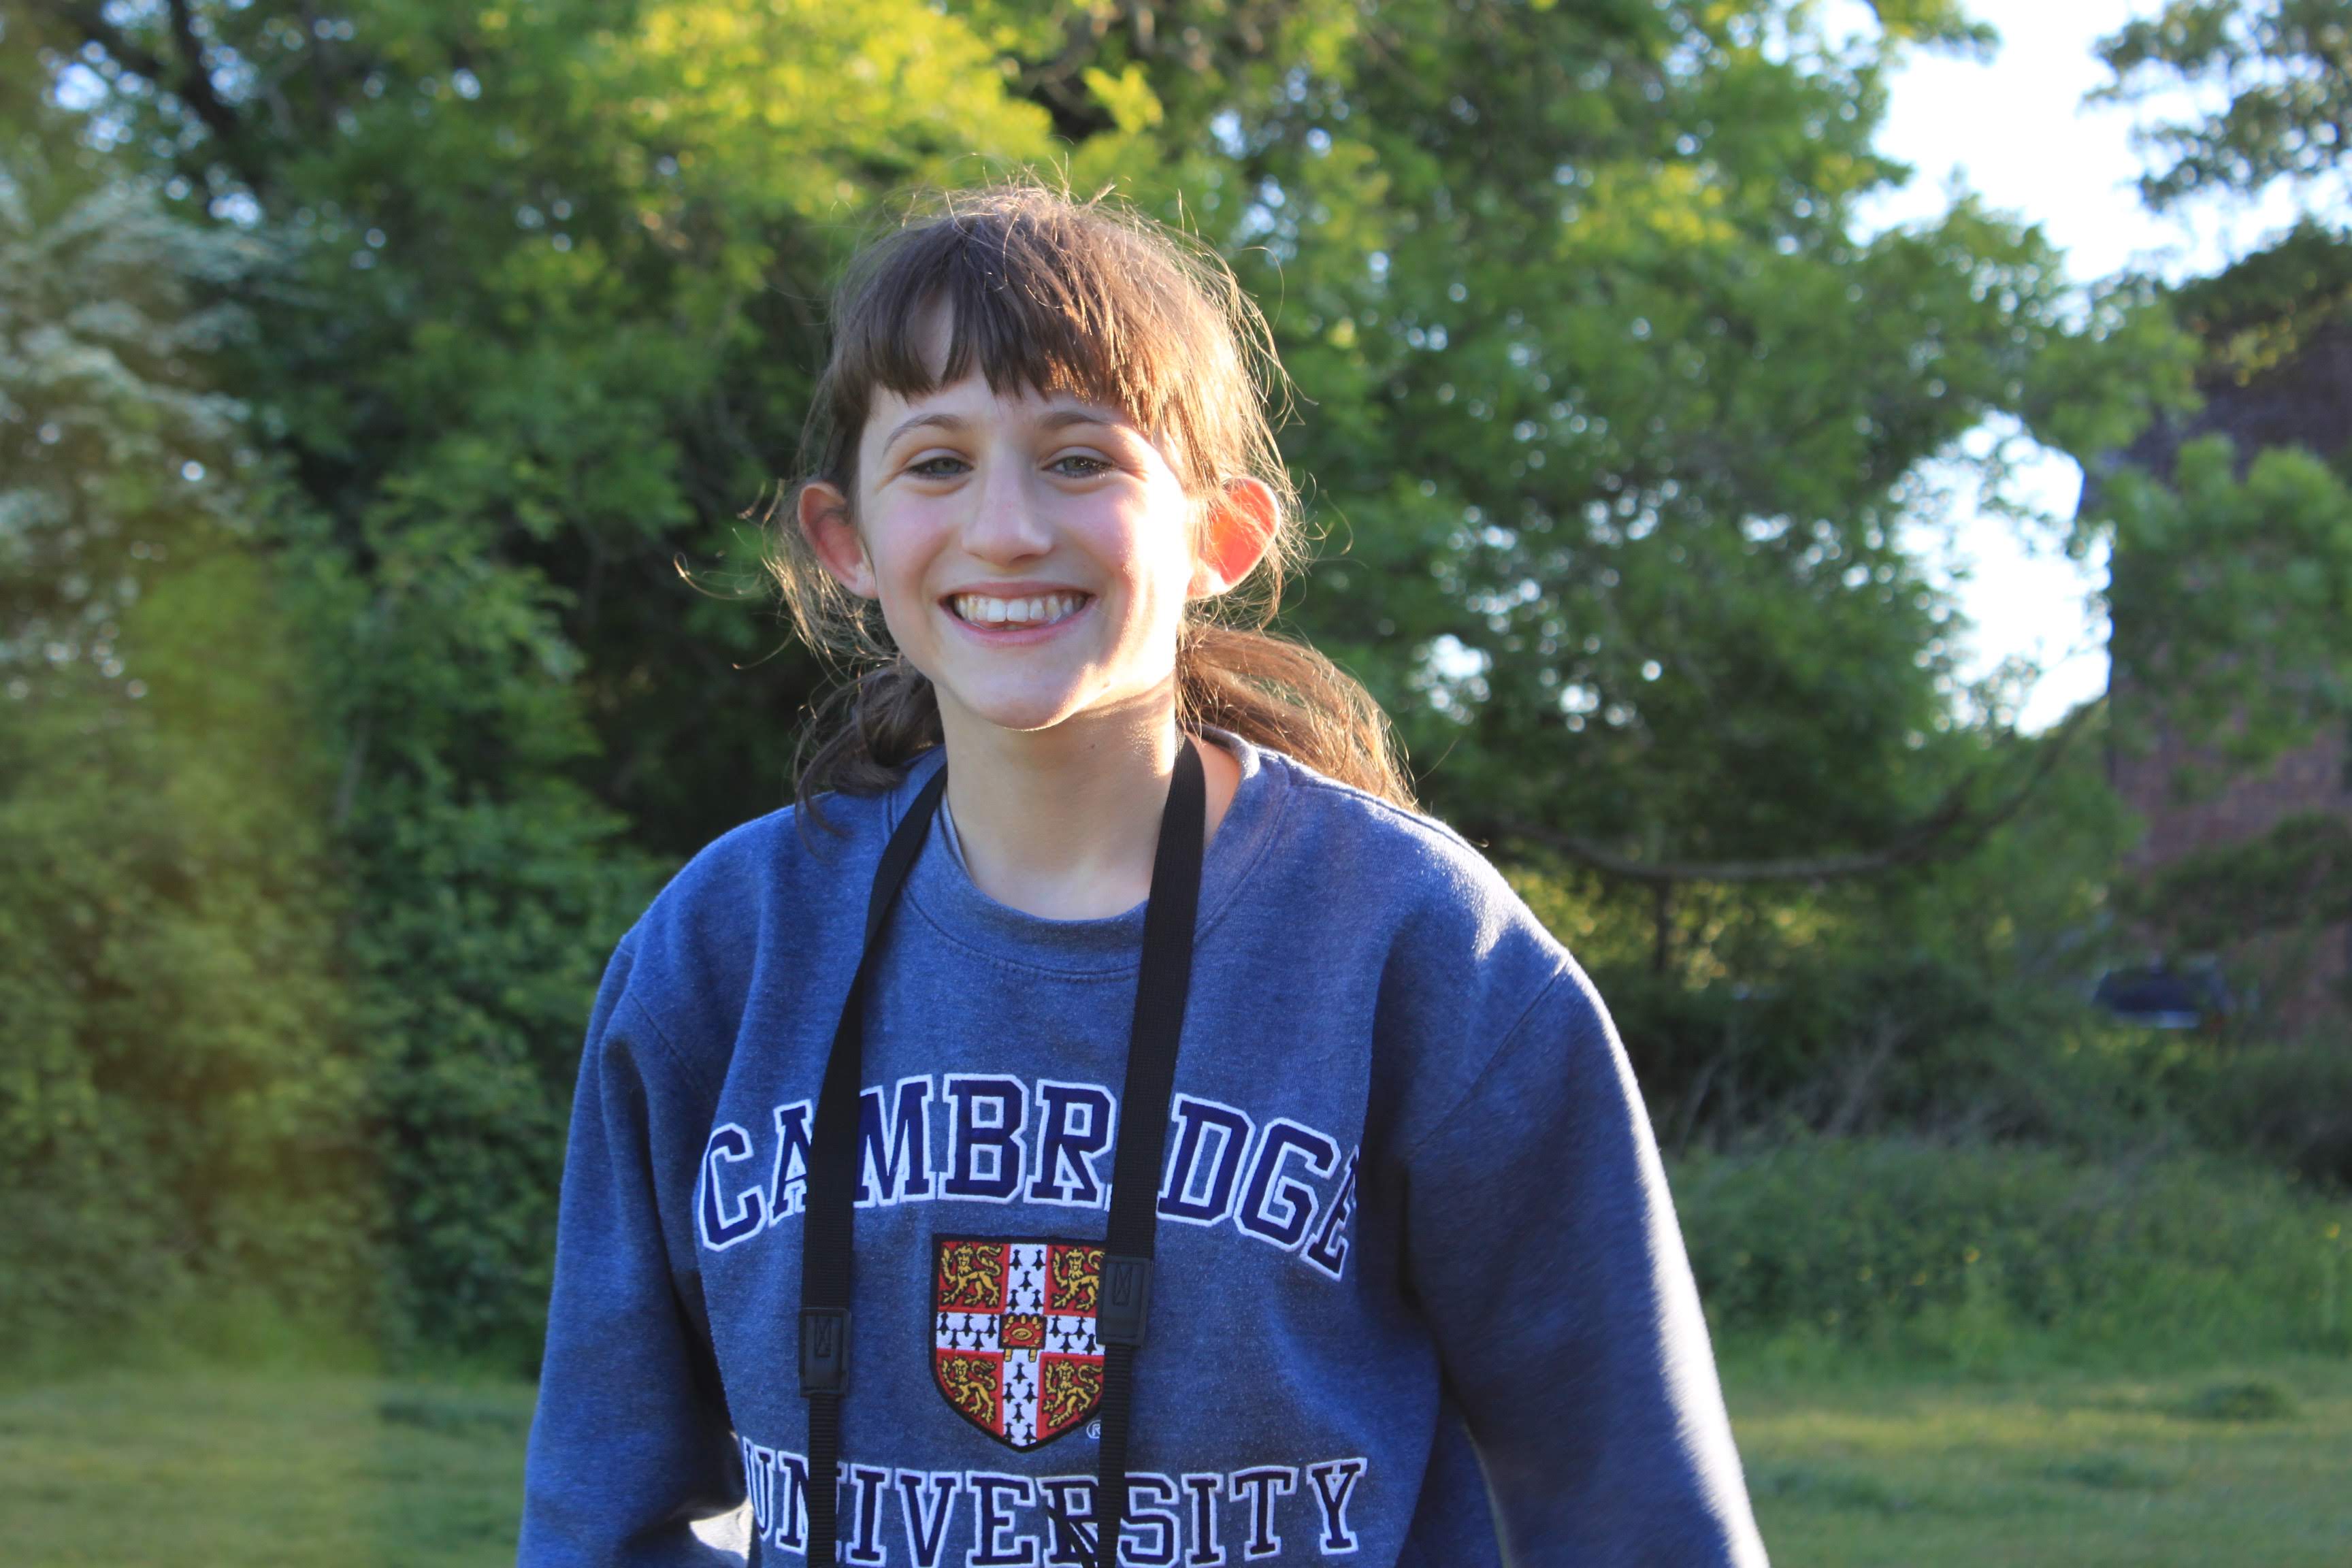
[882,411,966,448]
[1035,408,1127,433]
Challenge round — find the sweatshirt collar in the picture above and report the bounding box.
[892,728,1284,977]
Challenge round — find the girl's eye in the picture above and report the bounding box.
[1049,453,1113,478]
[908,455,968,478]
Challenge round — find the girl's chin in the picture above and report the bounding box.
[938,685,1098,736]
[936,679,1172,739]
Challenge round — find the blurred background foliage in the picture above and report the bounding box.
[1,0,2347,1373]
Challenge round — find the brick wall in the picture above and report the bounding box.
[2106,708,2351,1032]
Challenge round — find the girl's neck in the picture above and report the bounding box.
[934,688,1239,921]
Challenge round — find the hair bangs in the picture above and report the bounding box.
[822,192,1235,493]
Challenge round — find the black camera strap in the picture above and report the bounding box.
[800,738,1207,1567]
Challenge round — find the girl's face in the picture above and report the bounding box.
[800,362,1273,740]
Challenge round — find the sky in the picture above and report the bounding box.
[1849,0,2309,731]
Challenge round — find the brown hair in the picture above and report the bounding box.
[768,182,1412,821]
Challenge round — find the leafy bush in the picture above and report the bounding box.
[1674,1137,2352,1362]
[0,554,380,1365]
[1605,953,2195,1157]
[2169,1039,2352,1190]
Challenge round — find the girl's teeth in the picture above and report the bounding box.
[954,593,1082,627]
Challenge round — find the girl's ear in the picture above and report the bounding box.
[1192,477,1280,598]
[798,480,877,599]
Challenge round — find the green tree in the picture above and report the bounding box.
[2097,0,2352,211]
[0,118,371,1355]
[1074,1,2180,971]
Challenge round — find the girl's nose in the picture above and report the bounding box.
[961,455,1052,564]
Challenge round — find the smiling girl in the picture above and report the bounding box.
[518,186,1765,1567]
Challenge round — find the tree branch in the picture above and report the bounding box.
[1480,702,2100,887]
[37,0,259,185]
[163,0,238,139]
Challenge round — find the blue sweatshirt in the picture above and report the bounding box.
[519,734,1767,1567]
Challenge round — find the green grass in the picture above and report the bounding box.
[1,1358,2347,1564]
[1726,1356,2352,1567]
[0,1370,533,1567]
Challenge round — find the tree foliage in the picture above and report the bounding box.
[2106,431,2352,777]
[0,122,371,1354]
[2097,0,2352,210]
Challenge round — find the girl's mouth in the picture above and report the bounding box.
[945,591,1092,631]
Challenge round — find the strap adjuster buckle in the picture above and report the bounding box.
[1096,1254,1154,1348]
[800,1307,850,1393]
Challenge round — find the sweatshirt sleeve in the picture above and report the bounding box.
[1401,966,1769,1566]
[518,936,746,1567]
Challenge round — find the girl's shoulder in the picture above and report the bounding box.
[1258,749,1501,874]
[1244,742,1612,1145]
[600,766,936,1081]
[1243,741,1564,957]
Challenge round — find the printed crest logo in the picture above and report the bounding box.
[931,1236,1106,1449]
